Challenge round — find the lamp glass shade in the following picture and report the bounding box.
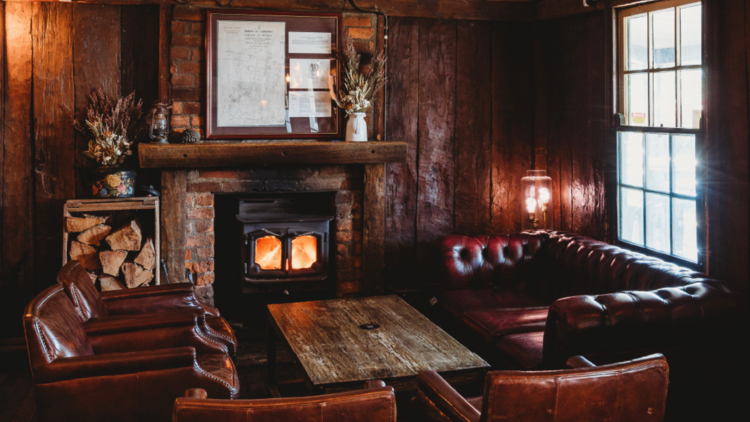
[521,170,553,231]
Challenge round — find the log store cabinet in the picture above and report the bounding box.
[62,197,161,288]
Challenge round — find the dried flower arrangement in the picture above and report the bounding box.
[333,34,387,115]
[72,89,144,167]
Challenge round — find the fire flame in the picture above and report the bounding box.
[255,236,282,270]
[291,235,317,269]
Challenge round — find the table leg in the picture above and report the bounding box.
[267,318,281,398]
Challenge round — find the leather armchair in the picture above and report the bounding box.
[173,381,396,422]
[58,260,237,355]
[23,284,240,422]
[416,354,668,422]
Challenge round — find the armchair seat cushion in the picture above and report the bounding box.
[465,396,483,412]
[463,309,548,342]
[439,288,550,320]
[196,353,240,398]
[494,331,544,370]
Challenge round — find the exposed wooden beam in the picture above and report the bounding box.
[0,0,536,21]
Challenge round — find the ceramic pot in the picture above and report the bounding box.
[91,166,136,198]
[345,112,368,142]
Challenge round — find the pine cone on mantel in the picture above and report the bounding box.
[181,129,201,144]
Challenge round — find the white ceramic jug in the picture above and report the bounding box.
[345,112,368,142]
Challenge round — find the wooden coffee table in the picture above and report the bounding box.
[267,295,489,395]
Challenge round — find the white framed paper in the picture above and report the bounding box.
[288,91,332,118]
[288,32,331,54]
[289,59,331,90]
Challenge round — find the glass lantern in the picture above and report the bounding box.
[148,103,171,143]
[521,170,553,231]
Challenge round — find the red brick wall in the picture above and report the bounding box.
[169,5,378,138]
[184,166,364,304]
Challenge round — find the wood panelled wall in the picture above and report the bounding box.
[0,2,160,337]
[384,18,536,290]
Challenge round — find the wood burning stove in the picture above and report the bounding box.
[236,194,334,293]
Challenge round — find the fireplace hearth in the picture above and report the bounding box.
[236,193,335,294]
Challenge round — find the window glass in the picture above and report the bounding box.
[646,192,670,253]
[628,73,649,126]
[645,133,670,192]
[680,69,702,128]
[620,187,645,246]
[680,4,701,65]
[672,197,698,262]
[653,71,676,127]
[672,134,697,196]
[652,9,676,68]
[628,15,648,70]
[620,132,644,187]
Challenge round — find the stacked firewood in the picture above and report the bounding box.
[67,215,155,290]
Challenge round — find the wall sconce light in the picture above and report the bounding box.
[521,170,552,231]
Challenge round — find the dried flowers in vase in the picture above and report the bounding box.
[71,89,145,198]
[333,34,386,142]
[72,89,144,167]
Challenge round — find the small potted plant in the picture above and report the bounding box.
[334,34,386,142]
[72,89,144,198]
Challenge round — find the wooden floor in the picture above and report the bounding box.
[0,350,36,422]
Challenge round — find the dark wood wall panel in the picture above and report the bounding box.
[32,2,77,294]
[537,12,607,240]
[385,17,420,291]
[704,0,750,285]
[490,21,535,234]
[415,18,457,282]
[2,2,34,337]
[73,4,122,198]
[454,21,492,236]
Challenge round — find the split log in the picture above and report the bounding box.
[106,219,142,251]
[66,214,108,233]
[100,250,128,276]
[87,272,97,284]
[100,275,125,291]
[122,262,153,288]
[69,241,100,271]
[134,237,155,270]
[77,224,111,246]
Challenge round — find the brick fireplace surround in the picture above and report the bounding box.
[163,6,383,305]
[185,166,364,305]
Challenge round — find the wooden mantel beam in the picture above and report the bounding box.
[0,0,536,21]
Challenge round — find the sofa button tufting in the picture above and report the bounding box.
[460,248,470,260]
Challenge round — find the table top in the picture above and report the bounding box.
[267,295,489,387]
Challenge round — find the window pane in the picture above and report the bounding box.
[680,69,702,129]
[645,133,670,192]
[646,192,670,253]
[680,4,701,66]
[628,73,648,126]
[620,132,644,187]
[652,8,676,68]
[672,197,698,262]
[672,134,697,196]
[654,71,676,127]
[620,187,644,246]
[628,14,648,70]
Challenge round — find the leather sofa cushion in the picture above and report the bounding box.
[439,288,550,320]
[495,331,545,370]
[206,316,238,354]
[196,354,240,398]
[463,309,549,342]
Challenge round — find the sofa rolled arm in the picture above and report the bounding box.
[35,347,196,384]
[417,371,481,422]
[542,282,747,368]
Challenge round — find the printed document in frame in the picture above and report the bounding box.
[216,20,286,127]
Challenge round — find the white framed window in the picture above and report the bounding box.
[617,0,701,264]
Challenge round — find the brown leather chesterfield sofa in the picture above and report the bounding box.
[23,277,240,422]
[416,354,669,422]
[173,381,395,422]
[57,260,237,356]
[437,231,747,419]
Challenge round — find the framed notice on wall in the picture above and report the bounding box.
[206,10,342,140]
